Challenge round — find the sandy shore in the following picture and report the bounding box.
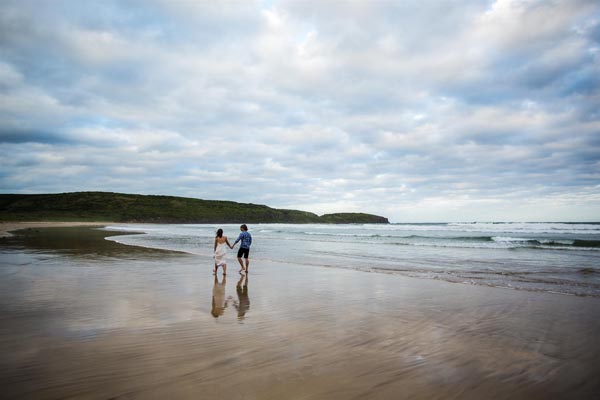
[0,221,112,238]
[1,226,599,399]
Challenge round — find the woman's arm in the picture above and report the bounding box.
[226,237,233,249]
[214,237,217,252]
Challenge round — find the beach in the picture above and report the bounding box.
[1,225,599,399]
[0,221,111,238]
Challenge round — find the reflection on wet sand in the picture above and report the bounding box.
[211,275,230,318]
[210,274,251,320]
[235,274,250,320]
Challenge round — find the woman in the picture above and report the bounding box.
[213,228,233,275]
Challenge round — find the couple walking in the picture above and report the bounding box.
[213,224,252,275]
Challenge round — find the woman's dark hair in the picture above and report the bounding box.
[216,228,223,238]
[240,224,248,231]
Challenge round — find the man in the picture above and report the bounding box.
[233,224,252,273]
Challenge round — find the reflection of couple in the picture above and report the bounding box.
[213,225,252,276]
[210,274,250,320]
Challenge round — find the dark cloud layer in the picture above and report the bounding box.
[0,0,599,221]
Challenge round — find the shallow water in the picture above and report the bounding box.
[104,222,600,297]
[1,227,599,399]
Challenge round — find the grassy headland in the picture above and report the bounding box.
[0,192,389,224]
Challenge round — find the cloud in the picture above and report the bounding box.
[0,0,599,221]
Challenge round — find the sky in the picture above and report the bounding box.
[1,0,599,222]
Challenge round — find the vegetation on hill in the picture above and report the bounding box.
[319,213,389,224]
[0,192,389,224]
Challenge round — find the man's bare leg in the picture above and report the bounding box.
[244,258,249,273]
[237,257,245,273]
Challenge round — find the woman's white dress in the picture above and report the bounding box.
[214,241,227,266]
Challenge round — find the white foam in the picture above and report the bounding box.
[491,236,533,243]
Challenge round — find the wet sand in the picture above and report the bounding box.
[0,221,112,238]
[1,227,599,399]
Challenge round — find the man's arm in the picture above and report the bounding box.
[233,233,242,246]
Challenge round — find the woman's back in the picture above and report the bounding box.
[214,236,229,266]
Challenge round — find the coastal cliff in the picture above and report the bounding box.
[0,192,389,224]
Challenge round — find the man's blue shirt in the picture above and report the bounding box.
[234,231,252,248]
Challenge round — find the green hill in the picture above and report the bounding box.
[319,213,389,224]
[0,192,389,224]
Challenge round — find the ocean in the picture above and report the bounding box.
[104,222,600,297]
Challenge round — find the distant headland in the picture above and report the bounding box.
[0,192,389,224]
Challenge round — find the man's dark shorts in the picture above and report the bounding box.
[237,247,250,259]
